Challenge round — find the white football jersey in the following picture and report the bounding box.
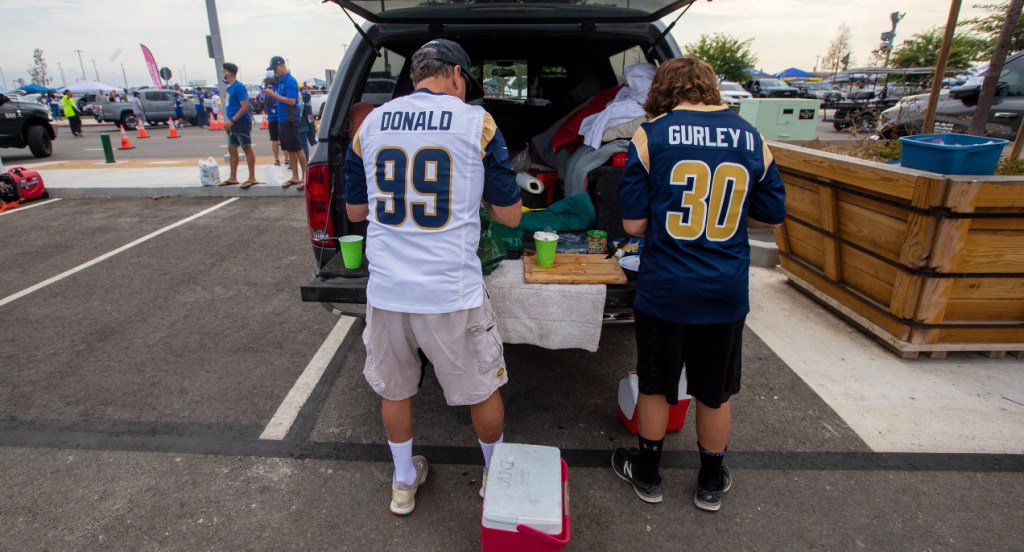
[352,90,497,314]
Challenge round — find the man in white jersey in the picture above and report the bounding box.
[344,38,523,516]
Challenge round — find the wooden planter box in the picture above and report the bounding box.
[770,142,1024,358]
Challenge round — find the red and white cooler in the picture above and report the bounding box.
[617,371,691,434]
[481,443,570,552]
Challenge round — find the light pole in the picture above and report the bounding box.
[74,49,86,80]
[120,63,128,91]
[814,55,820,73]
[0,67,6,88]
[182,65,188,85]
[205,0,228,102]
[57,63,66,87]
[91,59,99,81]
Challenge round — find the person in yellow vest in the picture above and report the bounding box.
[61,90,83,137]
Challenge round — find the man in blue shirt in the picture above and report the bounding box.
[220,62,256,188]
[262,56,305,189]
[258,79,281,167]
[611,57,786,511]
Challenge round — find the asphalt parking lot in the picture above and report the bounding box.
[1,197,1022,551]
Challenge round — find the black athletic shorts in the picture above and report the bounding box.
[634,308,745,408]
[278,120,302,152]
[268,120,280,142]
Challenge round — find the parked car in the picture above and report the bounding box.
[878,50,1024,139]
[93,90,198,129]
[790,81,845,106]
[719,81,752,107]
[0,93,56,158]
[300,0,695,318]
[744,78,800,98]
[832,92,900,132]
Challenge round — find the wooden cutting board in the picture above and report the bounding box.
[523,253,627,284]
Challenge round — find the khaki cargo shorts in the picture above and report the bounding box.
[363,296,508,406]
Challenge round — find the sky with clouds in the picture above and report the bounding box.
[0,0,992,90]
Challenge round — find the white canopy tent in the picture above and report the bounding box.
[63,80,121,94]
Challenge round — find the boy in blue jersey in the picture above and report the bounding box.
[611,57,786,511]
[220,63,256,188]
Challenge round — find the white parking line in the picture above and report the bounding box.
[0,197,238,309]
[260,316,356,440]
[0,198,62,218]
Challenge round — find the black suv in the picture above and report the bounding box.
[0,94,56,158]
[300,0,695,316]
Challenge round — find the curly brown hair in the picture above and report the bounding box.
[643,57,723,118]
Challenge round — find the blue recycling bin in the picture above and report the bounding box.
[898,133,1009,175]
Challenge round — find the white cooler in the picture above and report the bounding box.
[481,443,569,551]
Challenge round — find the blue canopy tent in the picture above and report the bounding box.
[745,67,773,78]
[18,83,54,94]
[774,67,820,80]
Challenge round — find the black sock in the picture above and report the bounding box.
[636,436,664,485]
[698,442,726,490]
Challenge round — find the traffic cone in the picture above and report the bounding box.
[260,116,269,130]
[137,122,150,139]
[167,117,180,139]
[209,118,219,131]
[118,125,135,150]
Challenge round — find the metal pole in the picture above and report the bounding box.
[91,60,99,81]
[182,65,188,85]
[922,0,962,134]
[57,63,66,87]
[205,0,227,102]
[121,64,128,91]
[0,67,6,88]
[74,49,86,80]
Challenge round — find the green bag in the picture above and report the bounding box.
[478,207,507,276]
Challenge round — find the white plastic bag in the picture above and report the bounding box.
[263,165,284,187]
[199,157,221,186]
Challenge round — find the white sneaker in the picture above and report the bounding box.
[480,469,487,499]
[390,456,428,515]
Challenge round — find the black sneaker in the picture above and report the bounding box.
[693,465,732,512]
[611,448,663,504]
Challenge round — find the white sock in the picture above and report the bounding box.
[388,438,416,486]
[479,434,504,470]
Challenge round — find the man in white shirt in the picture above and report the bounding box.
[344,38,522,516]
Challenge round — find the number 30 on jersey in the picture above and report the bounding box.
[666,160,749,241]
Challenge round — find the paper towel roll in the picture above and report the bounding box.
[515,172,545,195]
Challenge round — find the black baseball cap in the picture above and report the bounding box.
[266,56,286,71]
[413,39,483,101]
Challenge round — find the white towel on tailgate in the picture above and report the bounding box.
[485,259,606,352]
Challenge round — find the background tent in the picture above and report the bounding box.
[65,80,120,93]
[18,83,54,94]
[774,67,820,80]
[745,68,773,78]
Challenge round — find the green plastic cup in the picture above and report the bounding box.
[339,235,364,269]
[534,234,558,268]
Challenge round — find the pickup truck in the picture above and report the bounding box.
[93,89,197,130]
[299,0,699,323]
[0,93,56,158]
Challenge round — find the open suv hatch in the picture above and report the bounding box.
[300,0,695,318]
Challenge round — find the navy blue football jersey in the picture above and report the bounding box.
[619,104,786,324]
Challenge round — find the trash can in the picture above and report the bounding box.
[898,133,1009,175]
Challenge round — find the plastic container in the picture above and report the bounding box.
[898,133,1009,175]
[617,371,691,434]
[482,444,570,552]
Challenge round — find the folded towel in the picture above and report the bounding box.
[485,259,605,352]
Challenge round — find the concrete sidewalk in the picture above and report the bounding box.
[13,160,306,198]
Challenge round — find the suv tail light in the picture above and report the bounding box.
[304,163,335,248]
